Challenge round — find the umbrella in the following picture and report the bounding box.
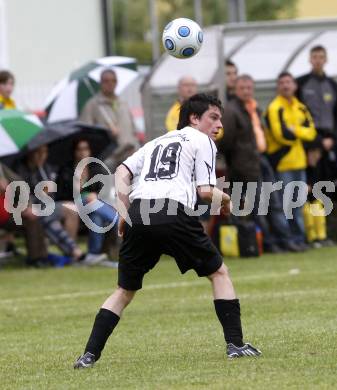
[0,109,44,158]
[45,56,139,123]
[27,121,116,166]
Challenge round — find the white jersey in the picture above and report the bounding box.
[122,126,217,209]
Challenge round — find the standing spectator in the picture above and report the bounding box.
[219,75,262,185]
[80,69,139,166]
[297,45,337,184]
[265,72,317,249]
[218,75,300,252]
[165,76,197,132]
[225,60,238,101]
[80,69,136,254]
[0,70,16,109]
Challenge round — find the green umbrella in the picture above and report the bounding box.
[45,56,139,123]
[0,109,44,157]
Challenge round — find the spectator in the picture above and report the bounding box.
[219,75,262,184]
[265,72,317,250]
[80,69,139,167]
[0,70,17,256]
[165,76,197,132]
[218,75,301,252]
[225,60,238,101]
[57,138,118,265]
[297,45,337,184]
[0,162,49,267]
[15,145,84,262]
[0,70,16,109]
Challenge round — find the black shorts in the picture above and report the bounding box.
[118,199,223,290]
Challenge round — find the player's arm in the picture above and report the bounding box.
[115,164,132,237]
[197,185,231,216]
[115,145,146,236]
[195,136,231,216]
[115,164,132,214]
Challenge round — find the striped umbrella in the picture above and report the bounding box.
[45,56,139,123]
[0,109,44,157]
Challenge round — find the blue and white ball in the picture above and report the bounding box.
[162,18,203,59]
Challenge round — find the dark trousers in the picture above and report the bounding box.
[230,156,297,249]
[3,217,48,260]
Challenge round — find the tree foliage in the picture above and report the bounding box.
[111,0,298,63]
[246,0,297,21]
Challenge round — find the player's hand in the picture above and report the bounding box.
[220,194,232,217]
[118,217,126,237]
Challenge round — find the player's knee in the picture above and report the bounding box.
[117,287,136,305]
[209,263,230,281]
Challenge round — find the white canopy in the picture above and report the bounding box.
[143,18,337,138]
[147,18,337,92]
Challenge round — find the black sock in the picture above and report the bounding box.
[214,299,244,347]
[84,308,120,360]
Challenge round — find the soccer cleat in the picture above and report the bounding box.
[227,343,262,359]
[73,352,96,369]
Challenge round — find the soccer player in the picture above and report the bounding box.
[74,94,261,368]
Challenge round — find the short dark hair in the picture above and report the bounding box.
[310,45,327,55]
[72,136,91,155]
[225,59,237,68]
[177,93,222,130]
[0,70,15,84]
[100,68,117,82]
[277,71,294,81]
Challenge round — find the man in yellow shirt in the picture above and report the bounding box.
[265,72,317,249]
[165,76,197,131]
[0,70,16,109]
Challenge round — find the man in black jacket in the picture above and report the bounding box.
[218,75,262,191]
[225,60,238,101]
[218,75,302,253]
[297,45,337,184]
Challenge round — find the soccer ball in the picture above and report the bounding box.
[162,18,203,59]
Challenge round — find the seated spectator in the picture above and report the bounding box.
[15,145,83,262]
[165,76,197,131]
[57,138,118,265]
[80,69,139,169]
[0,162,49,267]
[0,70,16,109]
[265,72,317,250]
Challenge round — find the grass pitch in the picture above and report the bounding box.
[1,248,336,390]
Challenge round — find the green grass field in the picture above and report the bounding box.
[1,248,336,390]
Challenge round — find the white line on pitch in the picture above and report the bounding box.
[0,271,327,305]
